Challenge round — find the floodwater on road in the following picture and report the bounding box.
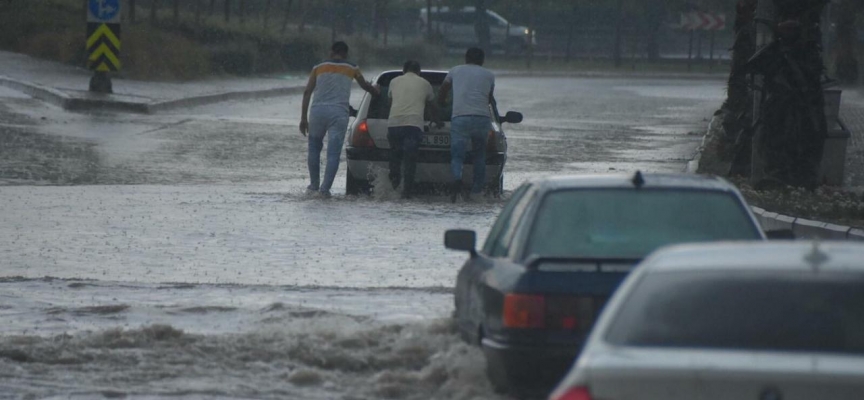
[0,76,724,399]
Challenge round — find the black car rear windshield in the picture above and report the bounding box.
[367,72,453,122]
[525,189,760,259]
[606,271,864,355]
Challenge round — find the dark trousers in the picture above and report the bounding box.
[387,126,423,195]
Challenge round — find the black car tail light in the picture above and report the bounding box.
[486,130,497,153]
[503,293,545,328]
[546,296,606,331]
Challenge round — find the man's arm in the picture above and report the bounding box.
[299,72,316,137]
[355,74,380,96]
[488,79,499,117]
[425,84,443,127]
[437,80,452,107]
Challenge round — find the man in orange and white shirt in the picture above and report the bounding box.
[300,41,379,197]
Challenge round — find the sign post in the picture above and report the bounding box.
[87,0,121,93]
[680,11,726,70]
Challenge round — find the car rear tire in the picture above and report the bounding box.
[346,168,371,196]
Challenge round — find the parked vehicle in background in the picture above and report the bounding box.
[444,173,766,395]
[550,241,864,400]
[345,70,523,196]
[420,7,534,53]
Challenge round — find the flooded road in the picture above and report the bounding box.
[0,76,723,399]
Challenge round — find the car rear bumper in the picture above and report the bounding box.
[482,337,580,390]
[346,147,505,164]
[346,147,505,184]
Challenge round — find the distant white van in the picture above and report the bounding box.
[419,7,534,53]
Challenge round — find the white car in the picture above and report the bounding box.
[345,70,523,196]
[420,7,534,53]
[550,241,864,400]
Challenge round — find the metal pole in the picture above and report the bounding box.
[687,29,694,71]
[709,29,716,70]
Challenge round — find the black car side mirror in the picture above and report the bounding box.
[349,106,358,118]
[445,229,477,257]
[501,111,523,124]
[766,229,795,240]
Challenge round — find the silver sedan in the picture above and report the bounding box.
[550,241,864,400]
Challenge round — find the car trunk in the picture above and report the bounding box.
[588,348,864,400]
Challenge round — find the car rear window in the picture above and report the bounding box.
[367,72,453,122]
[605,271,864,355]
[525,189,761,259]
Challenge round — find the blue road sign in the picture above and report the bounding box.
[89,0,120,22]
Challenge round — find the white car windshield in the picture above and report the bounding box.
[606,271,864,355]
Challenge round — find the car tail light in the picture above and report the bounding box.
[546,296,592,331]
[503,294,545,328]
[486,130,497,152]
[552,386,593,400]
[352,120,375,148]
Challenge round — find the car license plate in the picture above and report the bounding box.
[422,134,450,147]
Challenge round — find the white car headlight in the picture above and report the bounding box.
[524,29,530,35]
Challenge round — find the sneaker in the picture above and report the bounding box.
[304,187,319,196]
[319,190,332,199]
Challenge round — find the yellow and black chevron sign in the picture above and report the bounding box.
[86,22,121,72]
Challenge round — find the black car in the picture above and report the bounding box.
[444,173,768,394]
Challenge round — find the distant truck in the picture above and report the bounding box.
[419,7,534,53]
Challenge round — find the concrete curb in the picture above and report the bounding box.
[0,74,72,109]
[495,70,728,81]
[689,115,864,241]
[148,86,305,113]
[0,74,305,114]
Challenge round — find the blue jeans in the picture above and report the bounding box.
[387,126,423,195]
[450,115,490,194]
[308,105,349,193]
